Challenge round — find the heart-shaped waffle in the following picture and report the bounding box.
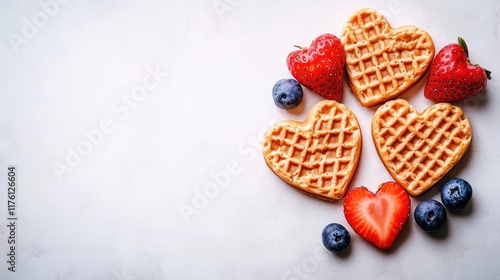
[341,8,435,107]
[372,99,471,197]
[262,100,362,200]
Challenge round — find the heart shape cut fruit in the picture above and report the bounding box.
[344,182,410,250]
[341,8,435,107]
[262,100,362,200]
[372,99,472,197]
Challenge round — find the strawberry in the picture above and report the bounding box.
[286,34,345,102]
[343,182,410,250]
[424,37,492,102]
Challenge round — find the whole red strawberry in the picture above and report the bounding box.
[424,37,492,102]
[343,182,410,250]
[286,34,345,102]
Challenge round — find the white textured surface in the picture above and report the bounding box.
[1,0,500,279]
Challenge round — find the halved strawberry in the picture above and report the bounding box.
[343,182,410,250]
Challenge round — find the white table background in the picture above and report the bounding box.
[1,0,500,279]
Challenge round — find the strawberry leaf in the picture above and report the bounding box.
[458,37,469,57]
[292,45,307,50]
[485,68,492,80]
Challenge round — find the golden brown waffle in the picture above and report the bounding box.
[262,100,362,200]
[341,8,435,107]
[372,99,471,197]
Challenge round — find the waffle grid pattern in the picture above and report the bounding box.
[342,9,434,106]
[374,101,471,195]
[265,103,361,199]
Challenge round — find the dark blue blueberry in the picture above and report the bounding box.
[441,178,472,210]
[272,79,303,109]
[414,199,447,232]
[322,223,350,253]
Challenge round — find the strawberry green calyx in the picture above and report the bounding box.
[458,37,469,57]
[292,45,307,50]
[485,69,492,80]
[458,37,492,80]
[293,40,315,50]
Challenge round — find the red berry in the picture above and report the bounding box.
[424,37,491,102]
[343,182,410,250]
[286,34,345,102]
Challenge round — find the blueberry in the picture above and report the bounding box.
[414,199,447,232]
[272,79,303,109]
[441,178,472,210]
[322,223,350,253]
